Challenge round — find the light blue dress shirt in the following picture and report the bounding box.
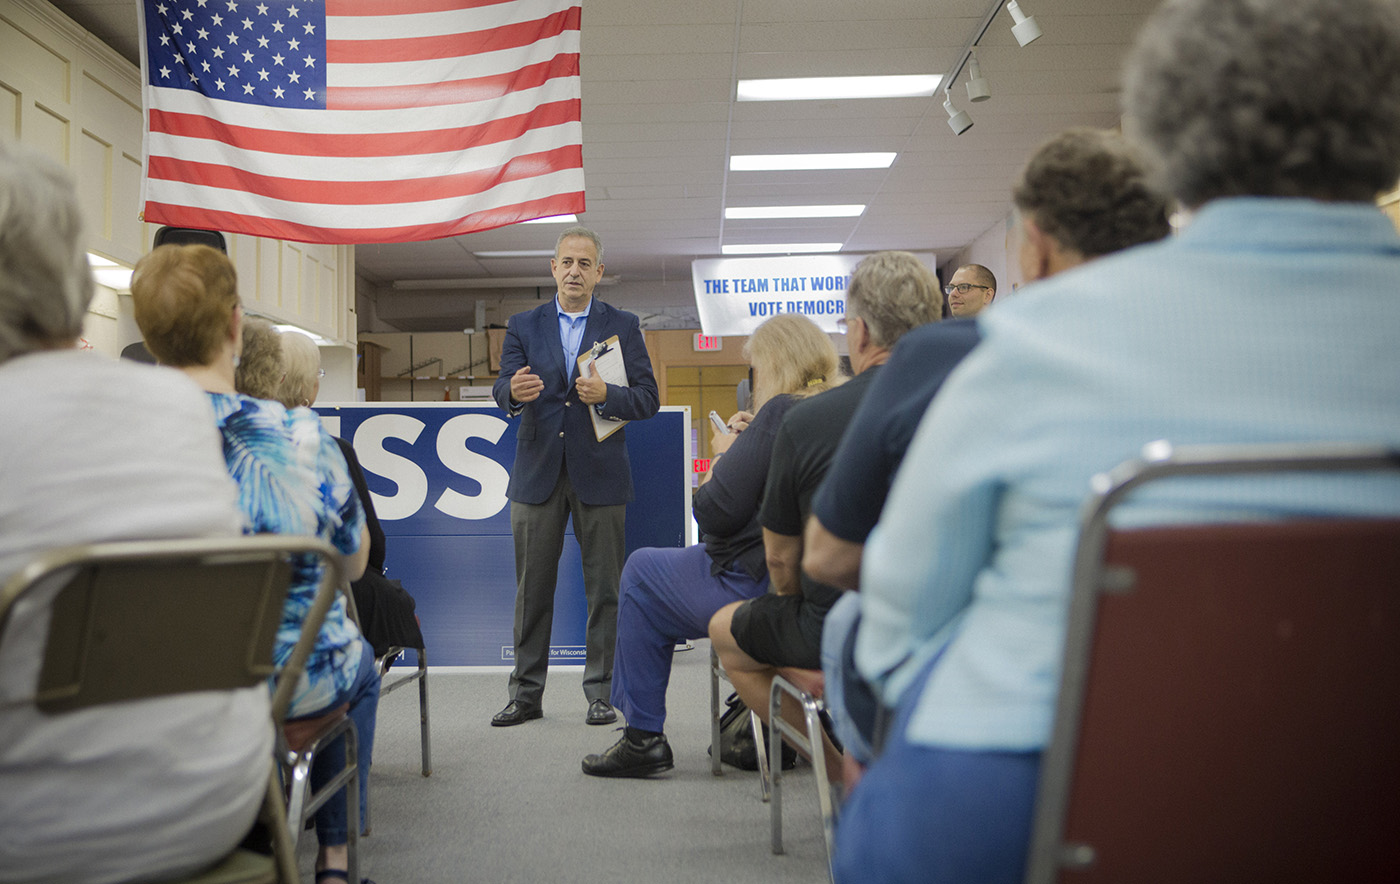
[556,294,591,380]
[858,197,1400,752]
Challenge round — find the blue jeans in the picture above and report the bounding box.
[609,544,767,733]
[294,645,380,847]
[832,652,1041,884]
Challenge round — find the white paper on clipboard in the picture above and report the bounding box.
[577,334,629,441]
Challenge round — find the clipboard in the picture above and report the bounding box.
[577,335,629,441]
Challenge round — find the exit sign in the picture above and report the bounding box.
[693,458,713,473]
[693,333,722,352]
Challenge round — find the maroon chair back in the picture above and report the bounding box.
[1028,443,1400,884]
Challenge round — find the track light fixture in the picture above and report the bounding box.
[966,53,991,103]
[944,94,973,135]
[1006,1,1043,46]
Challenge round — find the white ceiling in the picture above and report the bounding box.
[47,0,1162,330]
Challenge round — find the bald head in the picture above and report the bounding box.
[946,264,997,318]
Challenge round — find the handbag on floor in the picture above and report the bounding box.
[713,691,798,771]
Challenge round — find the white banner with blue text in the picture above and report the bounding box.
[692,255,864,336]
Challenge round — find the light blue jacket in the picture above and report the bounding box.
[859,198,1400,751]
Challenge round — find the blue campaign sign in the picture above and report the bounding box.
[315,403,691,666]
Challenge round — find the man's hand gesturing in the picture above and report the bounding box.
[510,365,544,404]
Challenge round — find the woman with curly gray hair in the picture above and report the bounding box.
[834,2,1400,882]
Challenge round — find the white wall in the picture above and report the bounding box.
[1,0,358,362]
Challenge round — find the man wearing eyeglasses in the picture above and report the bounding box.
[944,264,997,317]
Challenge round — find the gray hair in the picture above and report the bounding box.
[277,330,321,408]
[0,140,93,363]
[1123,0,1400,207]
[846,251,944,349]
[1012,128,1171,259]
[555,225,603,262]
[234,317,284,401]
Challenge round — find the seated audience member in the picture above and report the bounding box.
[835,1,1400,882]
[0,140,269,883]
[131,244,378,884]
[582,313,842,777]
[278,329,425,659]
[708,252,942,774]
[944,263,996,317]
[806,128,1171,765]
[278,328,324,409]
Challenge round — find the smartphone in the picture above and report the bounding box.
[709,410,730,434]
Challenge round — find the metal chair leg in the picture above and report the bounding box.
[379,645,432,777]
[753,710,771,802]
[416,647,432,777]
[769,673,838,882]
[769,679,787,855]
[282,716,361,878]
[710,648,724,776]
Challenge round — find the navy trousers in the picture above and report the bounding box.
[609,543,768,733]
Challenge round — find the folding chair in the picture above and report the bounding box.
[1027,442,1400,884]
[376,644,431,777]
[342,643,431,837]
[0,534,342,884]
[710,646,771,795]
[274,564,363,882]
[768,667,838,882]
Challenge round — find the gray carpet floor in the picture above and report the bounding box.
[301,640,831,883]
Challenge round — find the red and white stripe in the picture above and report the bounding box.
[140,0,584,244]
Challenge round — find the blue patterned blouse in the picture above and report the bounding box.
[208,393,366,717]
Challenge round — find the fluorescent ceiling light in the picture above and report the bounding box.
[520,214,578,224]
[721,243,843,255]
[725,204,865,220]
[87,252,132,291]
[737,75,940,102]
[473,249,556,258]
[730,153,896,171]
[273,323,330,345]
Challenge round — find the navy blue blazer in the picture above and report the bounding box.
[492,297,659,506]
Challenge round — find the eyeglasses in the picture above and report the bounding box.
[835,318,848,334]
[317,368,326,378]
[943,283,990,295]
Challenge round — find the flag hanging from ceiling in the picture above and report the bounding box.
[136,0,585,244]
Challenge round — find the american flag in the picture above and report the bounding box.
[138,0,585,244]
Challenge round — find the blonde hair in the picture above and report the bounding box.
[234,317,283,400]
[131,244,240,367]
[743,313,843,411]
[278,330,321,408]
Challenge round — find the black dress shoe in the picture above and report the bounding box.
[491,700,542,727]
[586,698,618,725]
[582,732,673,778]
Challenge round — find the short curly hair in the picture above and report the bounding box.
[1012,128,1170,259]
[131,244,240,367]
[235,317,283,400]
[1123,0,1400,207]
[278,330,321,408]
[0,140,93,363]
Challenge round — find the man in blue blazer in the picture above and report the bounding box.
[490,226,659,727]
